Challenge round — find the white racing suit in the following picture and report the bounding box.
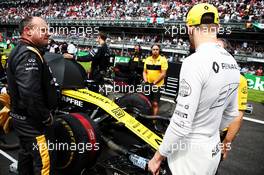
[159,43,240,175]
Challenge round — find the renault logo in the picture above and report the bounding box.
[213,62,219,73]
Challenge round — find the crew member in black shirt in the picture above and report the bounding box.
[64,32,111,83]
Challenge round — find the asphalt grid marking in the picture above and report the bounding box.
[243,117,264,125]
[160,97,175,103]
[0,149,17,163]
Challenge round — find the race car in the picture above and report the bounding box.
[0,52,171,174]
[43,52,171,174]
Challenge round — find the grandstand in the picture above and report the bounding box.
[1,0,263,61]
[0,0,263,97]
[0,0,263,22]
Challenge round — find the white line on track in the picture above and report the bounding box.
[244,117,264,125]
[160,97,175,103]
[0,149,17,163]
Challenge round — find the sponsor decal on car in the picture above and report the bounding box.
[111,107,125,119]
[61,96,84,107]
[62,89,163,150]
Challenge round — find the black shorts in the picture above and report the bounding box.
[148,86,161,103]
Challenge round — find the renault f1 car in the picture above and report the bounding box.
[1,52,171,175]
[44,52,173,175]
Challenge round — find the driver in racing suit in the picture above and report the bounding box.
[6,16,57,175]
[148,3,240,175]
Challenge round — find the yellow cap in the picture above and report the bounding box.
[186,3,219,26]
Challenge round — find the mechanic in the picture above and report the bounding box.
[148,3,240,175]
[220,73,247,156]
[0,48,6,79]
[143,44,168,116]
[7,16,57,175]
[129,44,143,71]
[129,44,144,85]
[0,40,13,79]
[131,44,142,62]
[215,38,248,173]
[64,32,111,84]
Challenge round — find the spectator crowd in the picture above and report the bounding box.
[0,0,263,23]
[240,65,263,76]
[50,33,264,58]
